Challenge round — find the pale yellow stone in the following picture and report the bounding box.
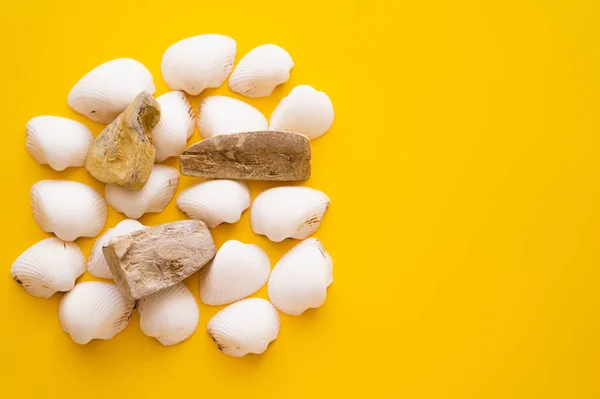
[85,92,160,190]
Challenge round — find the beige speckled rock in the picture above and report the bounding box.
[102,220,216,300]
[179,131,311,181]
[85,92,160,190]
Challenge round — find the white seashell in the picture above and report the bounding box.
[207,298,279,357]
[59,282,135,344]
[87,219,146,279]
[68,58,155,124]
[229,44,294,98]
[268,238,333,316]
[25,116,94,171]
[196,96,268,139]
[200,240,270,306]
[270,85,334,139]
[105,165,180,219]
[31,180,108,241]
[138,283,199,346]
[152,91,195,163]
[250,186,330,242]
[11,238,85,298]
[161,34,236,95]
[176,179,250,228]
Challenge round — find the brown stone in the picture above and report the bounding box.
[102,220,216,300]
[180,131,311,181]
[85,91,159,190]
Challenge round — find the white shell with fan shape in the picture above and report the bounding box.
[68,58,155,124]
[196,96,267,139]
[30,180,108,241]
[250,186,330,242]
[269,85,334,139]
[229,44,294,98]
[58,281,136,344]
[26,116,94,171]
[139,282,199,346]
[200,240,270,306]
[152,91,195,163]
[11,237,85,298]
[207,298,280,357]
[268,238,333,316]
[161,34,236,95]
[105,165,180,219]
[176,179,250,228]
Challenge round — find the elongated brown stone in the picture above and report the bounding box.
[85,91,159,190]
[102,220,216,300]
[180,131,311,181]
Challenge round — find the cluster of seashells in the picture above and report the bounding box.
[11,34,334,357]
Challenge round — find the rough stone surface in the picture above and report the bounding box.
[180,131,311,181]
[86,91,159,190]
[102,220,216,300]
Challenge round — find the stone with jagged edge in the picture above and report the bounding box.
[85,91,159,190]
[179,130,311,181]
[103,220,216,300]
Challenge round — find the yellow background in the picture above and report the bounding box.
[1,0,600,397]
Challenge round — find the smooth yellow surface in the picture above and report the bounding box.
[1,0,600,397]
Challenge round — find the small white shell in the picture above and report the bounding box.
[106,165,180,219]
[31,180,108,241]
[251,186,330,242]
[58,281,136,344]
[268,238,333,316]
[196,96,268,139]
[207,298,280,357]
[11,238,85,298]
[229,44,294,98]
[138,283,199,346]
[87,219,146,279]
[176,179,250,228]
[161,34,236,95]
[200,240,270,306]
[68,58,155,124]
[26,116,94,171]
[152,91,195,163]
[270,85,334,139]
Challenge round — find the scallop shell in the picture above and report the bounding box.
[138,283,199,346]
[152,91,195,163]
[25,116,94,171]
[105,165,180,219]
[68,58,155,124]
[268,238,333,316]
[176,179,250,228]
[58,281,136,344]
[250,186,330,242]
[196,96,268,139]
[10,238,85,298]
[207,298,280,357]
[87,219,146,279]
[31,180,108,241]
[269,85,334,139]
[200,240,270,306]
[229,44,294,98]
[161,34,236,95]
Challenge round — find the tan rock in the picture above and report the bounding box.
[180,131,311,181]
[102,220,216,300]
[85,91,159,190]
